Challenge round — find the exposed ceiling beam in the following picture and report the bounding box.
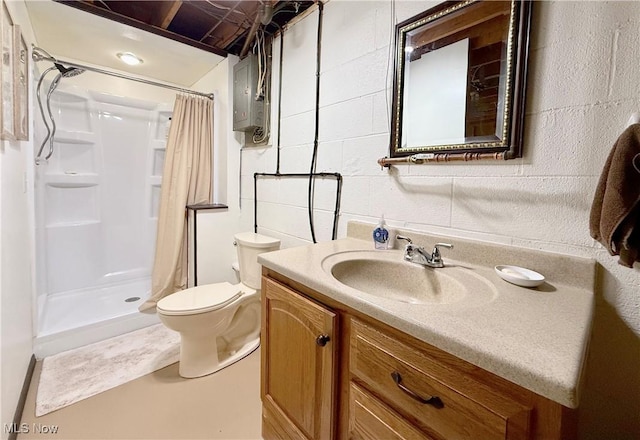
[154,0,183,29]
[53,0,313,58]
[54,0,228,57]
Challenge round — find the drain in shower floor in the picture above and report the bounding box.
[125,297,141,302]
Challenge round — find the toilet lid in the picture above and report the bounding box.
[157,282,243,316]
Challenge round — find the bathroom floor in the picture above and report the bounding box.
[18,348,263,439]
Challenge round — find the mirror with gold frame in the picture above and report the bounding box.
[389,0,533,160]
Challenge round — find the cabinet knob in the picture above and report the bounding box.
[316,334,331,347]
[391,371,443,408]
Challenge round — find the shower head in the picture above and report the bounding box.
[32,46,54,63]
[31,46,84,77]
[54,62,85,78]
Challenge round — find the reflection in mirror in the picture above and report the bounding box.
[388,0,532,162]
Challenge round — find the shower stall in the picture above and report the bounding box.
[33,75,173,357]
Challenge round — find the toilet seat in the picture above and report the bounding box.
[157,282,245,316]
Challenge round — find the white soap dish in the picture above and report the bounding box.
[494,265,545,288]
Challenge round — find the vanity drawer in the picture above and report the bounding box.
[350,318,531,440]
[349,382,434,440]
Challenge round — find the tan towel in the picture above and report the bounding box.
[589,124,640,267]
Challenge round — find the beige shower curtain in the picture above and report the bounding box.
[139,94,213,312]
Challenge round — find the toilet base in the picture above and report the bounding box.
[178,336,260,379]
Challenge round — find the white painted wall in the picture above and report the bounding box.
[238,1,640,438]
[0,108,33,436]
[0,2,36,436]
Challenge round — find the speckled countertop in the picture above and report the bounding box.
[258,222,596,409]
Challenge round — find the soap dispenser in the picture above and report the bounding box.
[373,215,390,250]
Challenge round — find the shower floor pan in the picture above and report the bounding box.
[34,278,159,358]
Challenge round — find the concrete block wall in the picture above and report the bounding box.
[239,1,640,438]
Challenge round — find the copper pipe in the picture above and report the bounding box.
[377,151,507,168]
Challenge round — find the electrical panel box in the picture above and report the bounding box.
[233,54,264,132]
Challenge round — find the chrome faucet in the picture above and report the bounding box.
[396,235,453,268]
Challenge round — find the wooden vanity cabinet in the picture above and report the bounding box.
[261,271,577,440]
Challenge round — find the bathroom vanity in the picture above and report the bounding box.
[258,222,595,440]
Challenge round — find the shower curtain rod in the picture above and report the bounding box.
[32,47,214,100]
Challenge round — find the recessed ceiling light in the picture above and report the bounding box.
[117,52,144,66]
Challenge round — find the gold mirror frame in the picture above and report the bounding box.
[389,0,533,161]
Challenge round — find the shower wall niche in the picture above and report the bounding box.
[34,84,172,356]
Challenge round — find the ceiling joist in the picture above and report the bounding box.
[155,1,183,29]
[54,1,314,57]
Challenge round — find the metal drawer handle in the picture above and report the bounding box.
[391,371,444,408]
[316,334,331,347]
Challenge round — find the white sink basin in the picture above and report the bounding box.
[321,250,496,306]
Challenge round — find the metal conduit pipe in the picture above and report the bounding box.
[239,14,261,58]
[274,22,284,174]
[254,172,342,240]
[307,0,324,243]
[240,0,275,58]
[252,1,342,243]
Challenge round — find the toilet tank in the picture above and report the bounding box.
[234,232,280,289]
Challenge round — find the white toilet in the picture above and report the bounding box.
[157,232,280,378]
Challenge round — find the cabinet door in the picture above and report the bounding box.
[261,277,337,440]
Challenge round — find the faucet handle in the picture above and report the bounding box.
[431,243,453,262]
[396,235,415,261]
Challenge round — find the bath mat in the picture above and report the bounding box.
[36,323,180,416]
